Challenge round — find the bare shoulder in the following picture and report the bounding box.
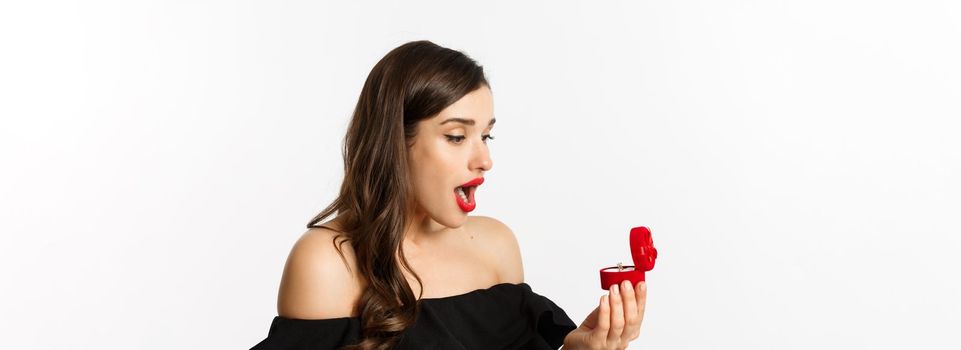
[470,215,524,284]
[277,226,363,319]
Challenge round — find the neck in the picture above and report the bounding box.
[402,207,453,247]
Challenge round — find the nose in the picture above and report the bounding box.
[470,139,493,172]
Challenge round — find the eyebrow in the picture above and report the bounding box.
[440,117,496,127]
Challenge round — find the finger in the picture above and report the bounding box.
[621,280,639,340]
[636,281,647,329]
[608,283,625,341]
[593,294,610,340]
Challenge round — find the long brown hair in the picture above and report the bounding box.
[306,40,490,350]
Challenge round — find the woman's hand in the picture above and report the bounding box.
[562,280,647,350]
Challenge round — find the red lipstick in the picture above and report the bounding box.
[455,177,484,212]
[459,177,484,188]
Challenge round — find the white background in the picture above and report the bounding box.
[1,1,959,349]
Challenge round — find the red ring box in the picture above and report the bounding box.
[599,226,658,290]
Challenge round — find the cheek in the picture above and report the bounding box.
[418,157,449,186]
[409,149,448,194]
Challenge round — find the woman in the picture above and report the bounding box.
[251,40,647,350]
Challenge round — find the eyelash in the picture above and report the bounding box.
[445,134,495,144]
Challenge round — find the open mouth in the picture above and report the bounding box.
[455,185,475,204]
[454,177,483,212]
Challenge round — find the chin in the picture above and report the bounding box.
[432,212,469,229]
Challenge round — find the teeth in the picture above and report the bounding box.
[457,187,469,202]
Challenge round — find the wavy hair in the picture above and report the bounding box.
[306,40,490,350]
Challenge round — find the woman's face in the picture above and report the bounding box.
[407,85,495,229]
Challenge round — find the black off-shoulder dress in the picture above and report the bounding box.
[250,282,577,350]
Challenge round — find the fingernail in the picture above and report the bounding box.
[622,280,630,290]
[612,284,619,295]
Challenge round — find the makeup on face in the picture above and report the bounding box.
[437,115,494,214]
[418,87,496,217]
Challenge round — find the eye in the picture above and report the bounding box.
[445,134,495,145]
[445,135,466,144]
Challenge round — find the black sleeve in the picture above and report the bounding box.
[250,316,362,350]
[528,294,578,349]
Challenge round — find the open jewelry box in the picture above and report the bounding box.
[599,226,658,290]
